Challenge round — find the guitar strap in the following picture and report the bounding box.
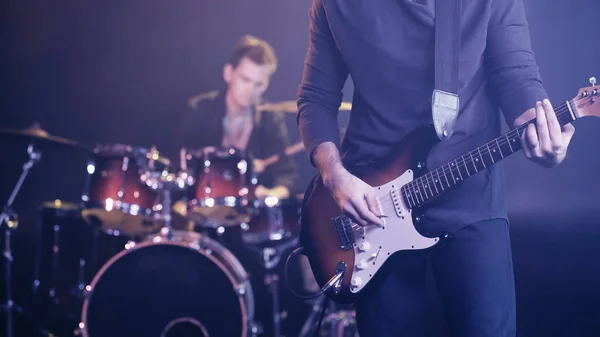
[432,0,462,141]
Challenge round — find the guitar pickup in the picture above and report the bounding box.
[390,188,403,217]
[334,214,355,251]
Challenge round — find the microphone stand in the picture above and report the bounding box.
[1,143,41,337]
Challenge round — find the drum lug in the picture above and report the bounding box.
[250,321,263,337]
[235,284,247,296]
[74,322,85,336]
[83,284,93,300]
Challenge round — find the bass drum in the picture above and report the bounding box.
[80,231,256,337]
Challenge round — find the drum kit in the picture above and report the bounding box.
[0,124,358,337]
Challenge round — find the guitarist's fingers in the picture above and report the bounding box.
[543,99,562,147]
[523,123,539,159]
[364,190,382,217]
[343,204,367,227]
[562,124,575,143]
[520,124,531,159]
[352,196,383,227]
[535,101,552,157]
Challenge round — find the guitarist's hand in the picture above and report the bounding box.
[514,99,575,168]
[313,142,384,227]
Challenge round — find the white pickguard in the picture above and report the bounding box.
[349,169,440,293]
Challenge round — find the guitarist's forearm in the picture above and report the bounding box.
[313,141,345,179]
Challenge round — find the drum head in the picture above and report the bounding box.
[81,236,252,337]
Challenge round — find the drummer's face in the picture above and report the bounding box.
[223,57,272,108]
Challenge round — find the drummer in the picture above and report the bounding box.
[170,35,300,199]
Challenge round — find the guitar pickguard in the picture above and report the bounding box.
[348,169,440,293]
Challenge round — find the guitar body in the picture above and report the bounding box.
[300,126,447,304]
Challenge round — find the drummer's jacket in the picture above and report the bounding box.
[171,89,301,195]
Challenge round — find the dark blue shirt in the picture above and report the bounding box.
[297,0,548,231]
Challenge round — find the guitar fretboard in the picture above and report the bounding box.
[401,100,578,209]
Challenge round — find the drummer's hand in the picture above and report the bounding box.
[255,185,290,199]
[253,158,266,174]
[172,200,188,217]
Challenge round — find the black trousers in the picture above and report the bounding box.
[355,218,516,337]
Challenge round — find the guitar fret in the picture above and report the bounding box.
[486,143,495,164]
[478,147,487,168]
[431,172,439,194]
[435,170,444,192]
[469,151,478,173]
[405,185,414,207]
[450,161,459,182]
[402,186,413,208]
[496,138,504,159]
[414,182,424,204]
[506,133,514,153]
[442,167,451,188]
[461,156,470,176]
[409,185,418,207]
[421,178,430,200]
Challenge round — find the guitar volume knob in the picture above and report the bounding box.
[351,277,363,287]
[356,260,368,270]
[358,242,371,251]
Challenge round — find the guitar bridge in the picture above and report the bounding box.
[334,214,355,251]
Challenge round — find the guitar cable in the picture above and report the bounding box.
[284,246,329,337]
[284,247,324,300]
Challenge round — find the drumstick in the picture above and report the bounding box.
[255,141,304,172]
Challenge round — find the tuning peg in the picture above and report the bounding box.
[590,77,597,86]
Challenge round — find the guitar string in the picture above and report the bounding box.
[373,95,591,215]
[400,99,579,199]
[400,100,577,204]
[376,106,567,214]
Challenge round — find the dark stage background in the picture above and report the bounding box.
[1,0,600,336]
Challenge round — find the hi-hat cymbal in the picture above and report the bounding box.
[0,125,90,152]
[258,101,352,113]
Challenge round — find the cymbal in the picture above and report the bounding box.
[258,100,352,113]
[0,125,90,152]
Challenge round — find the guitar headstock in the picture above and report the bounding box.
[574,77,600,118]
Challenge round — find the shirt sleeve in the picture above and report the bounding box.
[296,0,349,166]
[484,0,548,126]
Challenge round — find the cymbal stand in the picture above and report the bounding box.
[146,147,174,240]
[159,187,173,240]
[1,143,41,337]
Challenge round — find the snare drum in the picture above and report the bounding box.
[82,144,170,237]
[181,147,257,227]
[80,231,256,337]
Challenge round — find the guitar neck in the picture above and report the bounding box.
[401,100,579,209]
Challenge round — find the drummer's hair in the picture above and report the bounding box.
[229,35,277,74]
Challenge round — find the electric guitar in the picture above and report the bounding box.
[300,78,600,304]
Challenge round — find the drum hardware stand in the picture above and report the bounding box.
[158,184,174,240]
[251,237,299,337]
[299,298,358,337]
[262,247,282,337]
[1,143,41,337]
[298,295,326,337]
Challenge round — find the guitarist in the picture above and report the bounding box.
[171,34,300,199]
[297,0,575,336]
